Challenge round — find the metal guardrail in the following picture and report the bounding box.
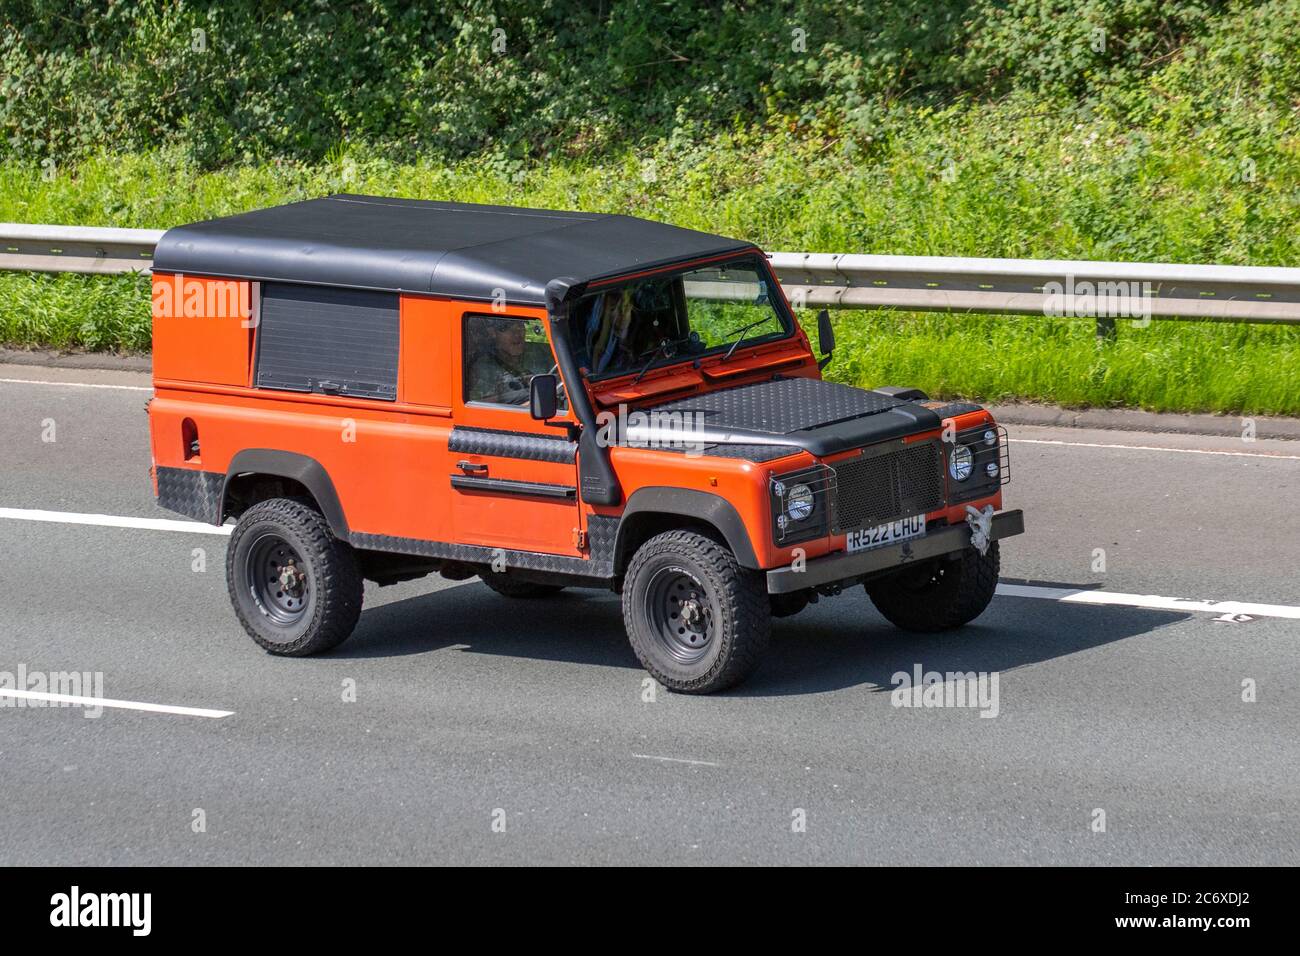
[767,252,1300,325]
[0,223,163,274]
[2,223,1299,326]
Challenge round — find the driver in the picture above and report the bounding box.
[468,317,550,405]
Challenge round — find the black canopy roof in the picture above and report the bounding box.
[153,194,756,305]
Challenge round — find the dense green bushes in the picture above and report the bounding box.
[4,1,1280,167]
[3,1,1299,414]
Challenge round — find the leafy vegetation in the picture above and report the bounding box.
[1,1,1298,414]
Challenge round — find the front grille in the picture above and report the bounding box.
[831,440,944,533]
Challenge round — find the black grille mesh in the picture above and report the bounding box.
[832,441,944,532]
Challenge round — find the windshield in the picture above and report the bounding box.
[570,255,792,379]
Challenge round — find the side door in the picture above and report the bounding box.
[449,309,582,556]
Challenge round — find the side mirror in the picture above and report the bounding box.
[816,308,835,367]
[529,374,558,421]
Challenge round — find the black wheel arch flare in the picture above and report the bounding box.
[613,487,761,572]
[221,449,351,539]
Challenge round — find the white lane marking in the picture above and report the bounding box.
[3,509,1296,621]
[0,507,230,535]
[0,687,233,718]
[0,377,151,392]
[997,583,1300,620]
[1010,438,1300,460]
[632,753,721,768]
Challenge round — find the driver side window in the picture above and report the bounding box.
[463,314,564,409]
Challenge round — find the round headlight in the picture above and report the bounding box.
[949,444,974,481]
[786,483,814,521]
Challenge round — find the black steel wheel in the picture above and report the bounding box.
[622,529,770,694]
[227,497,363,656]
[247,533,310,628]
[643,565,717,665]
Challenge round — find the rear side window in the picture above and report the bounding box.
[255,283,399,400]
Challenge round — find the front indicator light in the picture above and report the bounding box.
[949,444,974,482]
[986,462,999,478]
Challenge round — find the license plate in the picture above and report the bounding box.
[845,514,927,553]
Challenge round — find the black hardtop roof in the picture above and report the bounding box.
[152,194,757,306]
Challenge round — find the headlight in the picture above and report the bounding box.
[786,483,814,521]
[949,444,974,481]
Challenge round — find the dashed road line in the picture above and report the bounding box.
[0,507,230,535]
[632,753,722,768]
[0,377,151,392]
[1009,437,1300,460]
[996,583,1300,620]
[0,687,233,719]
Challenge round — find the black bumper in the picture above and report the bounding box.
[766,509,1024,594]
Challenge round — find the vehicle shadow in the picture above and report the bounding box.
[336,579,1192,697]
[740,596,1190,697]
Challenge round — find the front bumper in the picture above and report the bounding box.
[766,508,1024,594]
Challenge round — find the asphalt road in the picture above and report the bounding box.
[1,364,1296,865]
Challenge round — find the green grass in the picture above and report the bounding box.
[3,85,1300,415]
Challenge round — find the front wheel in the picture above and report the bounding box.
[866,541,999,632]
[226,497,363,656]
[622,530,770,694]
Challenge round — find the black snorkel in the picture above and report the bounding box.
[545,276,623,507]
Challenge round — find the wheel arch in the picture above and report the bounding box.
[221,449,350,538]
[612,487,760,574]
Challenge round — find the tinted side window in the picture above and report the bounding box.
[256,283,399,400]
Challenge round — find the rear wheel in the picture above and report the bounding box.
[227,497,363,656]
[479,570,566,599]
[866,541,999,632]
[622,530,770,694]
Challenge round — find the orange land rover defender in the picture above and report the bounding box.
[148,195,1023,693]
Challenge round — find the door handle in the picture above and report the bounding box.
[457,460,488,475]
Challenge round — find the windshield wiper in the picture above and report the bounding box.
[721,317,773,362]
[632,336,689,384]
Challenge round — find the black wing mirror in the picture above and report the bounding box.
[816,308,835,369]
[529,373,558,421]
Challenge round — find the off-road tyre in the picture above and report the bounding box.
[866,541,999,632]
[622,529,770,694]
[227,497,363,656]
